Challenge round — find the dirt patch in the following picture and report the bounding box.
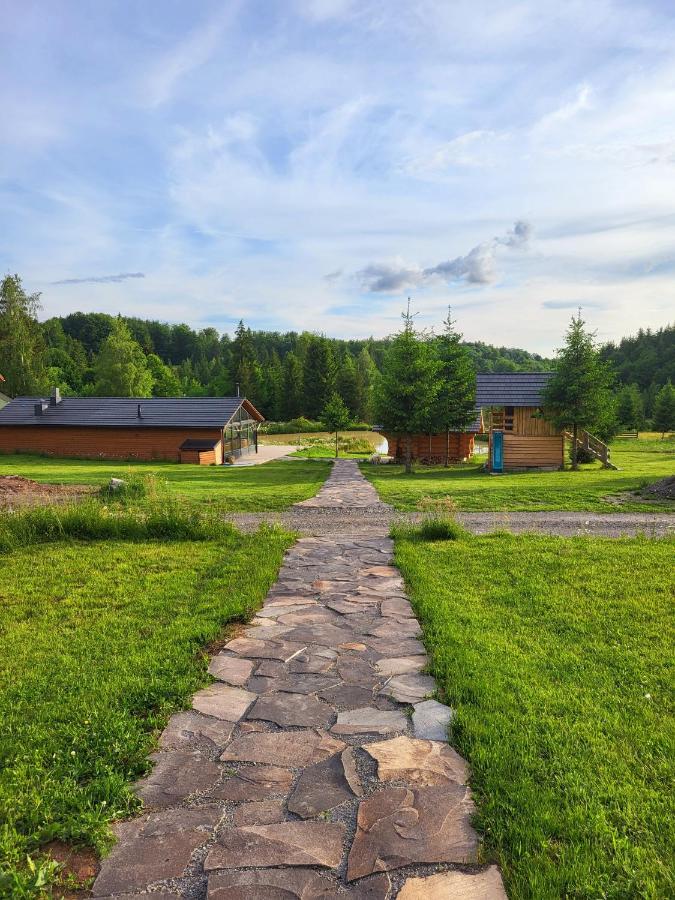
[640,476,675,501]
[41,839,99,897]
[0,475,93,508]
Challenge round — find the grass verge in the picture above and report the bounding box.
[0,455,331,511]
[0,519,293,897]
[363,437,675,512]
[394,529,674,899]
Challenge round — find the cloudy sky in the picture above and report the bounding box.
[2,0,675,353]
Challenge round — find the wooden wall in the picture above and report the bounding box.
[0,426,224,462]
[384,432,475,463]
[512,407,559,436]
[502,434,564,469]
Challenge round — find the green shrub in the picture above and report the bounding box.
[418,518,468,541]
[569,445,597,464]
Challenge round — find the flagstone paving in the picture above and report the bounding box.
[93,461,507,899]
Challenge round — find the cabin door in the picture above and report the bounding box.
[491,430,504,473]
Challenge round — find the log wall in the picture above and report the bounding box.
[502,434,564,469]
[0,426,224,462]
[384,432,475,464]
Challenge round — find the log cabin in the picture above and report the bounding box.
[0,390,264,464]
[377,372,566,470]
[477,372,564,471]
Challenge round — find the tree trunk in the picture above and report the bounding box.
[445,428,450,467]
[335,431,339,458]
[572,422,578,470]
[404,434,412,474]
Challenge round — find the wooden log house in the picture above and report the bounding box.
[0,390,264,464]
[379,372,567,470]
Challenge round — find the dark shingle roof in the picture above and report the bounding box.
[476,372,552,408]
[179,438,221,450]
[0,396,264,428]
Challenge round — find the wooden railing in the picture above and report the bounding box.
[563,429,618,469]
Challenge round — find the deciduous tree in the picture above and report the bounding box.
[0,274,46,396]
[320,393,351,457]
[653,381,675,438]
[93,318,153,396]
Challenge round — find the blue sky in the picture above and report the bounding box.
[2,0,675,353]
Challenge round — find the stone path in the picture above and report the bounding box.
[93,462,507,899]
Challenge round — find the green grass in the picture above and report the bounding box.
[0,454,331,511]
[0,525,293,896]
[394,530,675,899]
[363,437,675,512]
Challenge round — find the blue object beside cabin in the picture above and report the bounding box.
[491,430,504,472]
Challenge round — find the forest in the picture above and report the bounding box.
[0,275,673,427]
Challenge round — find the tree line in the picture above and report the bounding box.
[0,274,673,438]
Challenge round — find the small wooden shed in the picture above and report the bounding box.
[477,373,564,471]
[0,391,264,464]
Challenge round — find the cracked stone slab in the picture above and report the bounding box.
[346,784,478,881]
[135,750,221,808]
[368,619,421,640]
[367,638,427,658]
[207,655,254,686]
[331,707,408,736]
[224,637,307,661]
[211,764,293,801]
[379,673,436,704]
[96,895,181,900]
[318,683,376,709]
[375,657,427,678]
[364,736,469,787]
[232,799,287,825]
[288,748,362,818]
[192,684,257,721]
[92,807,221,896]
[413,699,454,741]
[158,710,235,751]
[380,598,415,618]
[207,869,392,898]
[397,867,508,899]
[204,821,345,870]
[247,692,334,728]
[221,729,346,767]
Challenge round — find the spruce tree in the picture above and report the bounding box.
[355,347,379,422]
[282,352,304,419]
[302,337,335,419]
[432,308,476,465]
[0,274,46,395]
[542,312,615,469]
[374,302,440,473]
[147,354,182,397]
[93,318,153,396]
[231,320,258,398]
[336,352,359,418]
[653,381,675,438]
[320,393,351,458]
[616,384,644,433]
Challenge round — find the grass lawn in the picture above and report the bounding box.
[261,430,383,459]
[0,526,293,896]
[0,454,331,511]
[363,437,675,512]
[395,530,674,899]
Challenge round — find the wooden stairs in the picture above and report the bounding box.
[564,429,618,469]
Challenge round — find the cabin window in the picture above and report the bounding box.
[504,406,515,431]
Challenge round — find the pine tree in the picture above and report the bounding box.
[302,337,335,418]
[616,384,644,432]
[0,274,46,395]
[653,381,675,438]
[374,302,440,473]
[282,352,304,419]
[231,320,258,399]
[320,393,351,458]
[263,351,285,420]
[431,308,476,465]
[336,352,359,419]
[93,318,153,396]
[542,312,615,469]
[355,347,378,422]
